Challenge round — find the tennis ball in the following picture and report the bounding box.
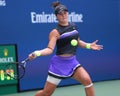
[71,39,78,46]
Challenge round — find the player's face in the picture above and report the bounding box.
[56,11,68,24]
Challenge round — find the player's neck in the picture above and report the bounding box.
[58,22,69,27]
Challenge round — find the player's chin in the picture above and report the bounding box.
[61,19,68,23]
[64,19,68,22]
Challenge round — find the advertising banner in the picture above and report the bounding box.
[0,44,18,94]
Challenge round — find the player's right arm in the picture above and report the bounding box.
[29,29,60,59]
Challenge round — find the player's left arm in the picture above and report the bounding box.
[78,38,103,50]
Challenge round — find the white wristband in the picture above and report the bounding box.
[34,51,41,57]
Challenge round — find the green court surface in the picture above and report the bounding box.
[2,80,120,96]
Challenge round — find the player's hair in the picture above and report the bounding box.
[51,1,61,8]
[51,1,68,15]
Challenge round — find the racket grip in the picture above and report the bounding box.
[21,58,29,64]
[25,58,29,62]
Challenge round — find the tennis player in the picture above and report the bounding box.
[29,1,103,96]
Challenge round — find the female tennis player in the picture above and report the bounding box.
[29,1,103,96]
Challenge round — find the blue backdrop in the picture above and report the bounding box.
[0,0,120,91]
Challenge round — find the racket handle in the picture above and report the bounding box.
[25,58,29,62]
[21,58,29,64]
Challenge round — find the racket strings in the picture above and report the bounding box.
[5,63,25,79]
[18,65,25,79]
[4,58,29,80]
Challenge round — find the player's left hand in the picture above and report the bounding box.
[90,40,103,50]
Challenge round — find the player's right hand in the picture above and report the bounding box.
[28,52,37,60]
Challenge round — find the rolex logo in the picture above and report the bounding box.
[4,49,8,56]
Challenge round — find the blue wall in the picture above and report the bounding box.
[0,0,120,91]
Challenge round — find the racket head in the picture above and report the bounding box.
[5,62,25,80]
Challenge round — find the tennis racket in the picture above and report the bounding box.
[4,58,29,80]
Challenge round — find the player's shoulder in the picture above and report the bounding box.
[49,29,60,37]
[50,29,59,34]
